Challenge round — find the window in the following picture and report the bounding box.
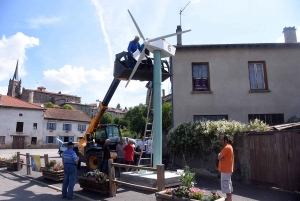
[19,113,23,117]
[33,123,37,129]
[192,63,210,91]
[78,124,86,132]
[46,136,55,144]
[248,114,284,126]
[63,124,72,131]
[248,62,268,90]
[47,122,56,130]
[16,122,24,132]
[31,137,37,145]
[0,136,5,144]
[194,115,228,122]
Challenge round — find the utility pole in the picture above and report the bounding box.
[179,1,190,27]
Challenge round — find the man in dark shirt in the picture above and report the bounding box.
[127,36,141,69]
[101,139,111,175]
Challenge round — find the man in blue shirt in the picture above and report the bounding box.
[127,36,142,69]
[62,142,79,200]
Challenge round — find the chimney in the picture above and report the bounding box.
[28,91,34,103]
[162,89,165,97]
[283,27,297,43]
[176,25,182,45]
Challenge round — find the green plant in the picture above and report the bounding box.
[180,166,196,189]
[84,169,108,182]
[207,192,221,201]
[248,119,269,131]
[62,104,75,110]
[189,187,204,200]
[44,102,54,108]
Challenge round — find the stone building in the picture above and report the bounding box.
[7,60,22,98]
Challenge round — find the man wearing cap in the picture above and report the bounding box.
[62,142,79,200]
[218,135,234,201]
[127,36,141,69]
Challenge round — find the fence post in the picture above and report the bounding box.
[157,164,165,192]
[108,159,116,197]
[44,154,49,167]
[26,153,31,175]
[17,152,21,171]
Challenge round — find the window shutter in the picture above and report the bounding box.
[70,124,72,131]
[84,125,86,131]
[47,123,50,130]
[63,124,65,131]
[53,123,56,130]
[78,124,80,131]
[53,137,56,144]
[46,136,48,143]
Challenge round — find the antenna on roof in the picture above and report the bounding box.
[179,1,190,27]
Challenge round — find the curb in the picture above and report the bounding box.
[5,170,95,201]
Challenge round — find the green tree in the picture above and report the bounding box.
[116,103,121,109]
[44,102,54,108]
[62,104,75,110]
[124,104,147,138]
[162,102,172,131]
[100,112,113,124]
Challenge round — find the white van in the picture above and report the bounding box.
[58,142,78,157]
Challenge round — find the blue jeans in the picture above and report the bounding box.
[102,159,109,175]
[62,164,77,199]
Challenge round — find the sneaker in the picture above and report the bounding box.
[67,196,77,200]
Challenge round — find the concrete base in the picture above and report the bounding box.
[119,171,182,188]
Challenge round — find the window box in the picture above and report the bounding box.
[6,162,23,171]
[50,130,53,132]
[155,190,225,201]
[41,168,64,181]
[78,176,109,194]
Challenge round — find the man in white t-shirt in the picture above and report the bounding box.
[145,138,153,166]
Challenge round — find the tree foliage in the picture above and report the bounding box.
[44,102,54,108]
[114,116,128,128]
[116,103,121,109]
[62,104,75,110]
[162,102,172,131]
[100,112,113,124]
[167,119,268,160]
[123,104,147,138]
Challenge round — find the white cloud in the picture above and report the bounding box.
[26,16,62,29]
[0,32,39,81]
[0,86,7,95]
[276,26,300,43]
[91,0,114,68]
[191,0,203,4]
[41,65,110,93]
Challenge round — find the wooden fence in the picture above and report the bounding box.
[16,152,50,175]
[108,159,165,197]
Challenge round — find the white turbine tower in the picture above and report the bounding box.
[125,10,191,87]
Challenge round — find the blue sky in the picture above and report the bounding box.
[0,0,299,108]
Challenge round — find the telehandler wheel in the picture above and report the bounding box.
[87,151,102,171]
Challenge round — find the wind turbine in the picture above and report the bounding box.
[125,10,191,87]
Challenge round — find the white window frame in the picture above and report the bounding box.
[0,136,6,144]
[249,62,266,90]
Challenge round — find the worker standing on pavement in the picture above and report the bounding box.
[127,36,141,69]
[101,139,111,175]
[62,142,79,200]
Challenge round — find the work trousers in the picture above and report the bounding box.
[62,164,77,199]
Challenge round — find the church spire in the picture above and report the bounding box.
[13,60,19,80]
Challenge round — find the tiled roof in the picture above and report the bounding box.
[31,103,61,108]
[107,108,126,114]
[45,108,91,122]
[0,95,43,110]
[176,42,300,49]
[23,88,80,97]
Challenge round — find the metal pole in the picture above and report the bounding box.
[153,50,162,167]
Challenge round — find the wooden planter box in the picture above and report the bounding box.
[78,176,109,194]
[155,190,225,201]
[6,162,23,171]
[41,167,64,181]
[0,160,6,168]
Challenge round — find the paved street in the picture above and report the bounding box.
[0,149,300,201]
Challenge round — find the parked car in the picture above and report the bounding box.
[58,142,78,157]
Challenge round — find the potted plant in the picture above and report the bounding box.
[0,157,7,167]
[41,160,64,181]
[78,169,109,194]
[155,166,224,201]
[6,154,24,171]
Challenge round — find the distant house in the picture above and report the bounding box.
[0,95,44,149]
[60,102,99,118]
[44,108,91,147]
[106,107,126,118]
[171,26,300,126]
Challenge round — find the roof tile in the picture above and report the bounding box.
[0,95,43,110]
[45,108,91,122]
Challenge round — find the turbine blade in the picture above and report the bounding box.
[148,29,191,42]
[128,10,145,41]
[125,48,146,88]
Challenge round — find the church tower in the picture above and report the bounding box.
[7,60,22,98]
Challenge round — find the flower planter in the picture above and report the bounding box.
[41,167,64,181]
[155,190,225,201]
[0,160,6,168]
[6,162,23,171]
[78,176,109,194]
